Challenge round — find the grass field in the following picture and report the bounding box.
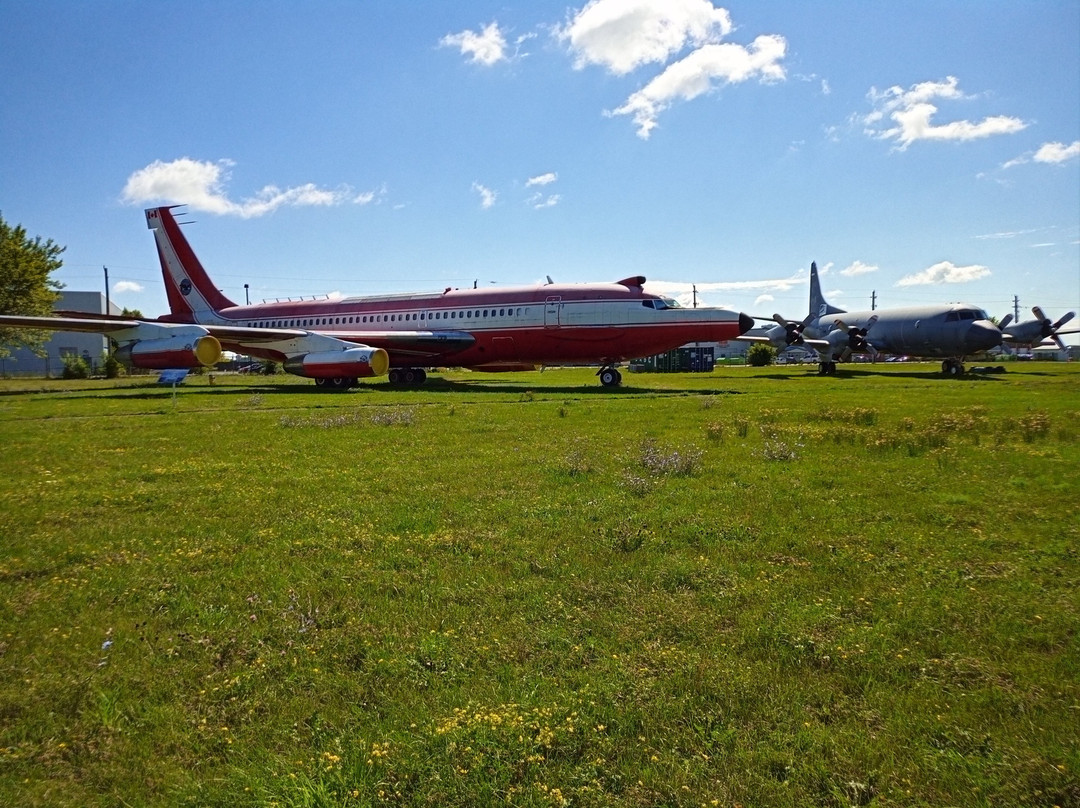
[1,363,1077,807]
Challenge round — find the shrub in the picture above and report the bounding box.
[100,351,125,378]
[61,354,90,379]
[747,344,776,367]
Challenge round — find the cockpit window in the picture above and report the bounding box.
[958,310,976,320]
[643,296,682,310]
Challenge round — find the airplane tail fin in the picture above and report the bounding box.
[146,207,236,321]
[808,261,845,319]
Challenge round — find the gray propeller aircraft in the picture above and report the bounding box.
[795,262,1002,376]
[997,307,1077,351]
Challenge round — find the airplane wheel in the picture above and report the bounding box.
[314,378,329,388]
[415,368,427,384]
[403,369,417,385]
[388,369,402,384]
[330,377,352,390]
[599,368,620,387]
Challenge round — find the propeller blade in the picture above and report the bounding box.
[998,313,1013,330]
[1032,305,1048,323]
[1053,334,1067,352]
[1052,311,1075,330]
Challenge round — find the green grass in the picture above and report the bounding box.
[1,363,1077,806]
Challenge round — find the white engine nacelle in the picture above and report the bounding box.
[283,347,390,379]
[114,334,222,369]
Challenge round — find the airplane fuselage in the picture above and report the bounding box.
[166,281,751,368]
[808,303,1000,359]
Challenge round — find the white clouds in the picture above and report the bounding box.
[1034,140,1080,164]
[863,76,1026,150]
[113,281,144,294]
[526,172,558,187]
[555,1,785,138]
[440,22,508,67]
[472,182,497,209]
[610,35,787,138]
[1002,141,1079,168]
[895,261,990,286]
[646,271,805,297]
[754,293,774,306]
[122,158,364,218]
[840,260,878,277]
[557,0,732,75]
[529,193,561,209]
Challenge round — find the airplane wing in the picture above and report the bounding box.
[0,314,143,333]
[196,324,475,362]
[735,334,830,349]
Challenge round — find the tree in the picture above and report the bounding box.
[0,212,64,358]
[120,307,144,319]
[747,344,776,367]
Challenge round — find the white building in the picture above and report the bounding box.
[0,291,120,377]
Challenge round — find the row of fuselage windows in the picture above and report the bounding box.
[245,307,531,329]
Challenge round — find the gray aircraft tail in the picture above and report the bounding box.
[808,261,846,319]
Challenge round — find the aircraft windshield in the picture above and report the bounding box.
[642,297,684,310]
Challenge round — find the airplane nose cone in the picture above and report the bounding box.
[967,321,1002,352]
[738,312,755,335]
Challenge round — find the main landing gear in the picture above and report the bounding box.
[941,359,966,377]
[387,367,428,386]
[597,366,623,387]
[817,361,838,376]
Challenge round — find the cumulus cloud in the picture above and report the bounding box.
[1034,140,1080,164]
[862,76,1026,150]
[472,182,497,209]
[121,158,363,218]
[557,0,732,75]
[113,281,144,294]
[440,22,508,66]
[526,172,558,186]
[895,261,990,286]
[609,34,787,138]
[840,260,878,277]
[754,293,774,306]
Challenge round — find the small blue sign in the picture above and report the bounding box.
[157,369,190,385]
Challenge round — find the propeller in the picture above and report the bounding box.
[997,313,1013,330]
[1031,306,1075,351]
[834,315,879,361]
[772,312,814,346]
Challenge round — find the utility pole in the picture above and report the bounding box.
[244,284,250,305]
[103,266,110,314]
[1013,295,1020,322]
[692,284,698,308]
[871,290,877,311]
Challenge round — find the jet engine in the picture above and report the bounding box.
[283,347,390,379]
[114,334,222,369]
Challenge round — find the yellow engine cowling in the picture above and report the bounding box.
[114,335,222,369]
[283,347,390,379]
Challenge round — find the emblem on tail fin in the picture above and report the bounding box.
[180,279,192,296]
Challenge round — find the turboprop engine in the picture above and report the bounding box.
[282,347,390,379]
[114,334,222,369]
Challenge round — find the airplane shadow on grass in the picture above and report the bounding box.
[752,367,1014,382]
[0,377,745,401]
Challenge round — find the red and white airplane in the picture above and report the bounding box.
[0,206,753,388]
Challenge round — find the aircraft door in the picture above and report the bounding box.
[544,296,562,328]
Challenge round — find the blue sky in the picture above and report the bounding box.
[2,1,1078,339]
